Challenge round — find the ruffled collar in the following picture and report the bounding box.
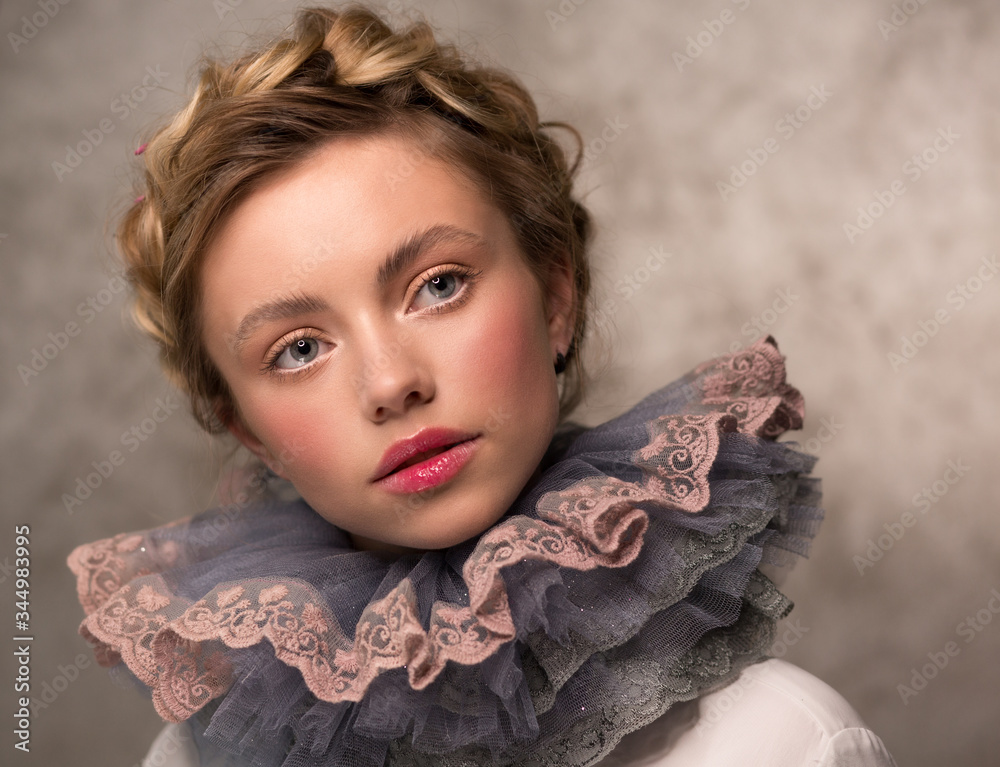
[68,337,822,767]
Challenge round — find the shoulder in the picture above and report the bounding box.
[143,719,258,767]
[596,658,898,767]
[143,721,201,767]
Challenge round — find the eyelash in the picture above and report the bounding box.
[260,264,483,379]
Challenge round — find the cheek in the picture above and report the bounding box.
[466,289,552,408]
[240,391,339,475]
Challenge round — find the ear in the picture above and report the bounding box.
[544,252,576,355]
[214,400,290,479]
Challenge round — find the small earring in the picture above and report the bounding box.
[554,350,567,374]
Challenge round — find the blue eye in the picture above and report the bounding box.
[411,267,481,312]
[284,338,320,366]
[264,333,330,374]
[425,273,458,300]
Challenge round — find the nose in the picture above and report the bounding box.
[354,328,434,422]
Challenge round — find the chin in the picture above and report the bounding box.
[406,522,498,551]
[403,507,511,551]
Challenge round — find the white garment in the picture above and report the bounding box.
[143,659,897,767]
[592,658,897,766]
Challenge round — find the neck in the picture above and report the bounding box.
[348,532,425,558]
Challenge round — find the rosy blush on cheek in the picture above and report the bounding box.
[476,294,552,400]
[246,400,331,477]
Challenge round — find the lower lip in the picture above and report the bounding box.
[374,438,479,494]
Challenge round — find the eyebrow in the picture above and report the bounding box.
[229,224,486,357]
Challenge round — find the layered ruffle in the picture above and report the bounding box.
[68,336,822,767]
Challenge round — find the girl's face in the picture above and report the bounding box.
[199,132,574,553]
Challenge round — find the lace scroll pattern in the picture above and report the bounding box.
[67,335,818,764]
[689,335,805,437]
[70,490,650,721]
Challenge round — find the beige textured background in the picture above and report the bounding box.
[2,0,998,764]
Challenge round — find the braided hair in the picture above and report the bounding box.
[118,4,595,434]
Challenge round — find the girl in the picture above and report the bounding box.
[68,5,897,765]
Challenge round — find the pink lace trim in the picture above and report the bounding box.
[66,531,180,614]
[68,336,802,721]
[691,335,804,437]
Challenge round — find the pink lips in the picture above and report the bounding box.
[372,427,480,494]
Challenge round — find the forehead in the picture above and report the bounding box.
[204,131,494,267]
[196,131,520,342]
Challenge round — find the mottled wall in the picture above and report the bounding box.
[2,0,998,764]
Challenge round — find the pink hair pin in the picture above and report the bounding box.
[135,195,146,203]
[134,142,148,156]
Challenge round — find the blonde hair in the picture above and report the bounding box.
[118,4,595,435]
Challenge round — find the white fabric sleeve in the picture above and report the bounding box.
[142,721,201,767]
[816,727,899,767]
[595,658,898,767]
